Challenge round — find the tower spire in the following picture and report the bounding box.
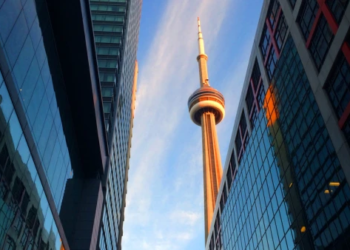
[197,17,205,55]
[188,18,225,243]
[197,17,209,87]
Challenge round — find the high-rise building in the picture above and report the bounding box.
[206,0,350,249]
[0,0,141,249]
[0,0,108,249]
[89,0,142,249]
[188,18,225,241]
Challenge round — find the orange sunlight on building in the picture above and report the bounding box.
[264,85,279,127]
[60,239,65,250]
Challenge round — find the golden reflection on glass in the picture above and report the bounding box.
[263,85,279,127]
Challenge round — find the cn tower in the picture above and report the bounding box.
[188,18,225,241]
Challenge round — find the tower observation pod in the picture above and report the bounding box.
[188,17,225,242]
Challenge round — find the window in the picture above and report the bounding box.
[235,132,242,155]
[99,72,115,82]
[0,146,9,171]
[251,60,261,89]
[226,157,237,190]
[20,227,29,247]
[21,192,29,216]
[267,49,277,79]
[226,167,233,191]
[209,235,214,250]
[103,102,111,113]
[325,52,350,119]
[13,215,24,234]
[92,14,124,22]
[220,184,228,213]
[93,24,123,32]
[214,214,222,249]
[309,15,334,69]
[91,0,126,2]
[4,237,15,250]
[275,14,288,50]
[98,59,118,69]
[96,47,119,56]
[90,4,126,12]
[326,0,349,24]
[102,87,114,97]
[239,112,247,133]
[268,0,280,29]
[246,86,254,114]
[26,206,37,229]
[95,35,121,44]
[257,85,266,110]
[298,0,319,40]
[12,177,24,204]
[260,26,271,60]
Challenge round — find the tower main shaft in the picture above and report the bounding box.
[188,18,225,242]
[201,111,223,240]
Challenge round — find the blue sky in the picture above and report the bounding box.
[123,0,263,249]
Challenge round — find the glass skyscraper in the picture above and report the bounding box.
[89,0,142,249]
[207,0,350,249]
[0,0,141,249]
[0,0,76,248]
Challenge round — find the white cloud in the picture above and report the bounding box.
[170,210,201,226]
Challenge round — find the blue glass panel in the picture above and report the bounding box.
[48,140,59,170]
[23,0,36,26]
[12,36,35,87]
[37,111,53,160]
[5,12,29,67]
[50,95,58,119]
[16,134,30,164]
[34,174,44,198]
[0,69,3,85]
[0,0,22,42]
[0,83,14,121]
[35,39,46,68]
[27,156,37,181]
[41,60,51,85]
[20,56,40,108]
[45,79,54,103]
[43,126,57,168]
[29,18,42,49]
[7,111,22,149]
[31,90,49,143]
[26,77,44,125]
[51,163,63,196]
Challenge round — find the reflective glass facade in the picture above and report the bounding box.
[0,77,62,249]
[90,0,128,135]
[0,0,72,210]
[0,0,75,249]
[206,0,350,249]
[90,0,142,249]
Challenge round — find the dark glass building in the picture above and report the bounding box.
[0,0,110,248]
[0,0,141,249]
[89,0,142,249]
[206,0,350,249]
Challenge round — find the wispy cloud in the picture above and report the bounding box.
[123,0,261,249]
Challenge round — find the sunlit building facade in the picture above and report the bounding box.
[207,0,350,249]
[89,0,142,249]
